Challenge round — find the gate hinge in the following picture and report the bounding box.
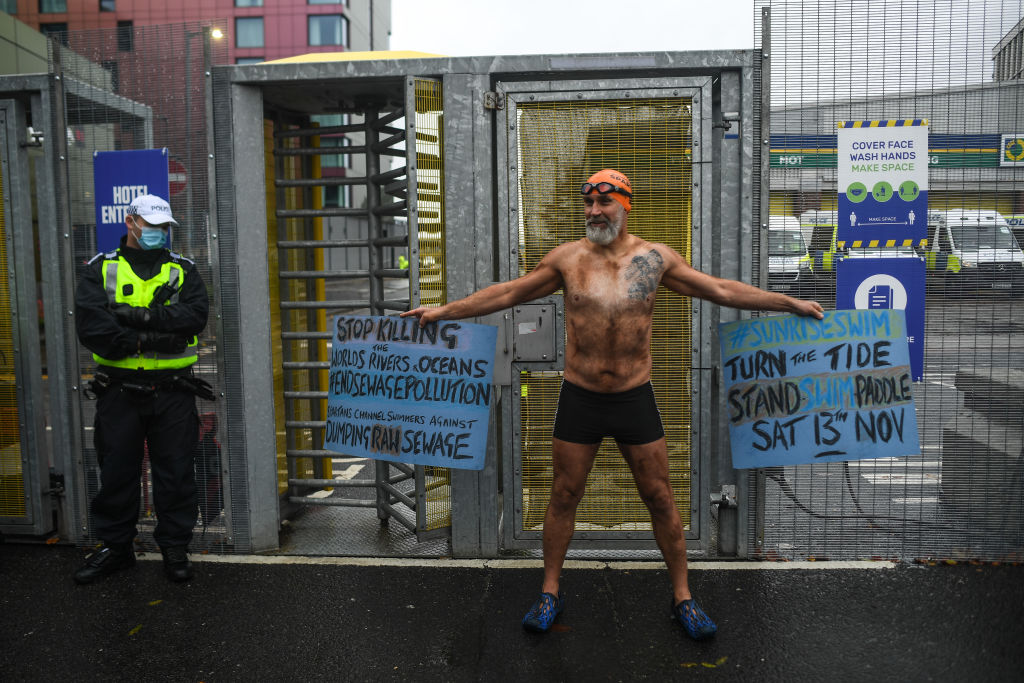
[483,91,505,111]
[713,111,741,130]
[711,485,737,508]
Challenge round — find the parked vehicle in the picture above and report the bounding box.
[767,215,811,294]
[1006,214,1024,247]
[923,209,1024,296]
[798,210,841,304]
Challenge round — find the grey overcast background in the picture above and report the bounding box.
[388,0,758,56]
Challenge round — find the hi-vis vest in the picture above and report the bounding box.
[92,251,199,370]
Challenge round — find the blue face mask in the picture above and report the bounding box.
[133,219,168,250]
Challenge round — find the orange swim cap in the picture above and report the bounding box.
[582,169,632,211]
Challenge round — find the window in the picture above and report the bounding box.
[235,0,263,6]
[39,0,67,12]
[236,57,264,64]
[1,0,18,13]
[319,135,350,169]
[235,17,264,48]
[309,14,347,47]
[308,0,346,4]
[323,184,351,208]
[116,20,133,51]
[100,0,115,11]
[101,60,120,92]
[40,23,69,45]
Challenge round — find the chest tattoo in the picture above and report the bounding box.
[625,249,664,301]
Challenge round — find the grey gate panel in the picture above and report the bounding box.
[0,98,51,536]
[496,77,715,553]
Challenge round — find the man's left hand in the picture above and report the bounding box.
[793,299,825,320]
[111,304,153,328]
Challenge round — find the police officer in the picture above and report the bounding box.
[73,194,210,584]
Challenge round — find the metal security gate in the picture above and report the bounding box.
[497,78,715,552]
[0,98,50,537]
[269,78,451,539]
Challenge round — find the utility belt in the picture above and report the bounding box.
[86,370,217,401]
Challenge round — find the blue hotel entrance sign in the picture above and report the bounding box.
[93,149,171,253]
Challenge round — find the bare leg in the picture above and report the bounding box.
[540,438,600,595]
[619,438,692,603]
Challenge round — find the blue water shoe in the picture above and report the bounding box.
[522,591,565,632]
[673,598,717,640]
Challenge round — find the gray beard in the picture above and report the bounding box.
[586,219,621,246]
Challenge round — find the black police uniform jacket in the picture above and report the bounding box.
[75,236,210,382]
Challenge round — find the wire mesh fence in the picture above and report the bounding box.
[30,5,1024,561]
[755,0,1024,562]
[50,22,231,551]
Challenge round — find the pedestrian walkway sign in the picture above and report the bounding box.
[837,120,928,248]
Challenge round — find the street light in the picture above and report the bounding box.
[184,25,223,257]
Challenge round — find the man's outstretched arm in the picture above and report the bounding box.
[659,244,824,319]
[401,254,564,326]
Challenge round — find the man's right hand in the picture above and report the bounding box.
[137,331,188,354]
[400,306,443,327]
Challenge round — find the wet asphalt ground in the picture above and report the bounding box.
[1,543,1022,681]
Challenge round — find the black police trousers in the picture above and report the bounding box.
[91,380,199,547]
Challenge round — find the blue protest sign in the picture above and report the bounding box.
[93,149,171,252]
[837,120,928,247]
[837,257,925,382]
[324,315,498,470]
[719,310,920,469]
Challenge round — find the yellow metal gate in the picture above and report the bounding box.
[500,79,709,546]
[0,116,24,524]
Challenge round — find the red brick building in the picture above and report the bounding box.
[3,0,391,63]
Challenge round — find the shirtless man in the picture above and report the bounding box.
[401,169,824,640]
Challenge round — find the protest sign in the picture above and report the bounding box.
[719,310,920,469]
[324,315,497,470]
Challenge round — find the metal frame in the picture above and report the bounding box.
[752,4,773,559]
[494,76,716,552]
[211,51,759,557]
[0,98,49,534]
[250,78,449,540]
[0,70,160,542]
[708,53,761,558]
[442,73,502,557]
[223,80,280,551]
[202,31,233,546]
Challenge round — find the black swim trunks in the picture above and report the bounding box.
[552,379,665,445]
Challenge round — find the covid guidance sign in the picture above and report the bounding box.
[324,315,497,470]
[837,120,928,247]
[719,311,920,469]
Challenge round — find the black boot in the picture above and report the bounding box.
[160,545,194,582]
[74,544,136,585]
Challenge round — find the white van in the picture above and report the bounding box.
[924,209,1024,295]
[767,216,811,294]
